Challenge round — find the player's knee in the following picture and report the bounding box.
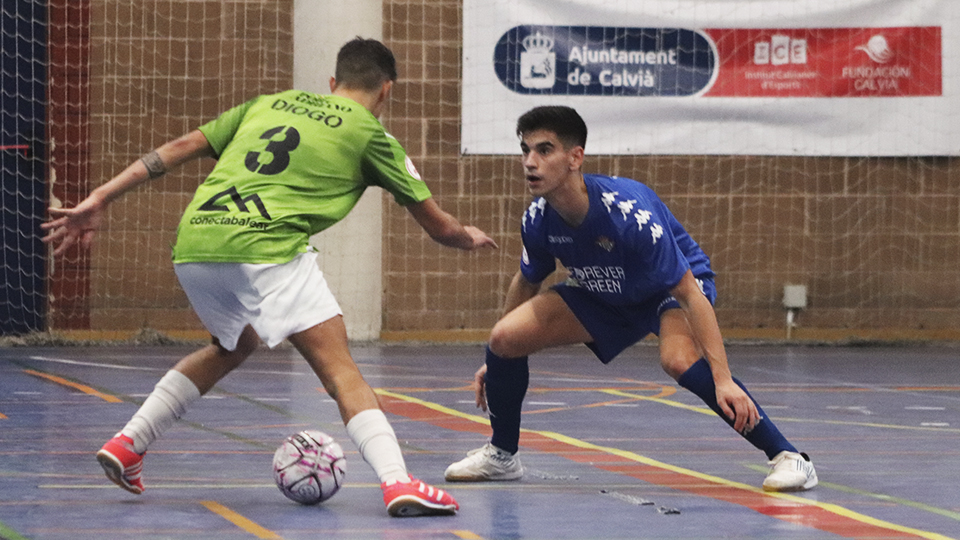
[660,349,699,380]
[213,334,256,367]
[488,322,522,358]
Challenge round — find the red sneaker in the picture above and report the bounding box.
[96,434,145,494]
[381,476,459,517]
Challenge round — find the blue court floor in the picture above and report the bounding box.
[0,342,958,539]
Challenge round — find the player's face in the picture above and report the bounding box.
[519,129,583,198]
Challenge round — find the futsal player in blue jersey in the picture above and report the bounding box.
[445,106,817,492]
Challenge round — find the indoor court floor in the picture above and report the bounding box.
[0,342,958,539]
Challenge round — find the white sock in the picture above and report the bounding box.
[121,370,201,453]
[345,409,409,484]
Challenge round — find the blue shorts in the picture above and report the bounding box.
[553,277,717,364]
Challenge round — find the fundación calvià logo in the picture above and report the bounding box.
[855,35,894,63]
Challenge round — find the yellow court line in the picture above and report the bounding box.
[742,464,960,523]
[23,369,123,403]
[451,531,485,540]
[0,412,7,419]
[765,416,960,433]
[201,500,283,539]
[602,389,960,433]
[601,388,717,415]
[379,389,955,540]
[534,429,954,540]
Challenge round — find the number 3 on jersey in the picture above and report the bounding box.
[245,126,300,175]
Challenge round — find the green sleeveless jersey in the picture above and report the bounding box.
[172,90,432,263]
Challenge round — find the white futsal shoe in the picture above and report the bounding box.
[763,451,818,492]
[445,443,524,482]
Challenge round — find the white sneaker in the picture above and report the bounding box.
[444,443,523,482]
[763,451,818,492]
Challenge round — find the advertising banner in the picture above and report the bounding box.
[463,1,957,156]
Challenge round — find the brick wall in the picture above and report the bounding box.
[380,0,960,337]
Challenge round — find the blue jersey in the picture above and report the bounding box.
[520,174,714,307]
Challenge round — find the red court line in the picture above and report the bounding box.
[379,394,942,540]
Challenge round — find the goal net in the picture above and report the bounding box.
[3,0,959,342]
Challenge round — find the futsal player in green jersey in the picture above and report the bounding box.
[42,38,495,517]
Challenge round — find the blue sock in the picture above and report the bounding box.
[484,346,528,455]
[677,358,797,459]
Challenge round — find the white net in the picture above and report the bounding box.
[39,0,294,336]
[1,1,48,335]
[5,0,959,341]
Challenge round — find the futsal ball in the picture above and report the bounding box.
[272,430,346,505]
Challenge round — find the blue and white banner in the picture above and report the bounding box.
[462,0,959,156]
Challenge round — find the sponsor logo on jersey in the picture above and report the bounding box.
[404,156,423,181]
[192,186,272,230]
[198,186,272,220]
[567,265,625,294]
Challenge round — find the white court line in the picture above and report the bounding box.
[906,406,947,411]
[26,356,314,377]
[28,355,161,371]
[826,406,872,415]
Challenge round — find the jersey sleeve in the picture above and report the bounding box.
[361,130,432,206]
[196,97,259,157]
[627,197,690,295]
[519,200,556,284]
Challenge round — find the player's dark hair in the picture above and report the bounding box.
[516,106,588,150]
[335,37,398,91]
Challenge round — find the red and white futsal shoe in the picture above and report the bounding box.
[96,433,145,494]
[382,475,459,517]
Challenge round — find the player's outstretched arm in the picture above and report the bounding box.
[405,198,498,251]
[42,130,214,256]
[670,270,760,434]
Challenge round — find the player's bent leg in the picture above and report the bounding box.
[287,316,380,422]
[658,309,817,491]
[98,328,259,494]
[288,318,458,515]
[446,346,527,481]
[488,289,591,358]
[172,327,260,394]
[447,291,589,482]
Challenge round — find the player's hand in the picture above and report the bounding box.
[473,364,489,411]
[464,226,498,250]
[715,379,760,435]
[41,195,106,256]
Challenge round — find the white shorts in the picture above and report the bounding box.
[174,250,342,350]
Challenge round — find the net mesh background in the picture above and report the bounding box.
[3,0,958,340]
